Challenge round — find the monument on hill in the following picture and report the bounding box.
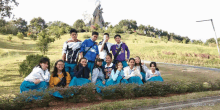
[88,2,105,28]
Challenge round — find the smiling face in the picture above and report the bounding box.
[70,32,77,40]
[105,55,112,63]
[91,34,98,41]
[135,57,141,64]
[115,36,121,44]
[97,61,102,67]
[150,64,156,71]
[128,59,135,68]
[56,61,64,71]
[117,62,123,69]
[40,62,48,70]
[80,59,87,67]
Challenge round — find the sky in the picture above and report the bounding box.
[6,0,220,42]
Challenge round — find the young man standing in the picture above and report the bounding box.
[111,34,130,68]
[62,29,82,79]
[98,33,113,66]
[80,32,99,74]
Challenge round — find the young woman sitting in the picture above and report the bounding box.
[123,58,143,85]
[103,53,116,80]
[91,58,106,93]
[106,61,128,86]
[20,57,51,93]
[69,58,91,86]
[135,56,148,83]
[145,62,164,82]
[49,60,71,98]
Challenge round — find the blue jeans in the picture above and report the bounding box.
[65,62,77,79]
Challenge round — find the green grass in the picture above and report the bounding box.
[64,90,220,110]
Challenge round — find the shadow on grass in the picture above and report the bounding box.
[0,75,22,81]
[0,40,36,51]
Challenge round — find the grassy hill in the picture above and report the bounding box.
[0,33,220,96]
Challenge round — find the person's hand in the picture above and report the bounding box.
[33,79,41,84]
[104,38,108,43]
[118,65,123,71]
[125,59,128,62]
[141,63,144,65]
[104,69,107,72]
[102,81,105,85]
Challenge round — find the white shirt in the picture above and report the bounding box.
[24,66,50,82]
[98,42,113,60]
[145,70,161,81]
[62,38,82,61]
[92,68,105,83]
[123,66,142,80]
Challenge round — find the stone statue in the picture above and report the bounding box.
[89,3,105,28]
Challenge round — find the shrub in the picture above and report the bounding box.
[27,32,37,40]
[19,54,49,77]
[83,34,90,39]
[17,32,24,39]
[8,34,12,41]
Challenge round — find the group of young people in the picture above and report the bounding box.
[20,29,164,98]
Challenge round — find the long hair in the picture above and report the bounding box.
[150,62,159,71]
[93,58,103,71]
[135,56,145,73]
[114,61,122,73]
[36,57,50,71]
[52,60,67,77]
[75,57,87,72]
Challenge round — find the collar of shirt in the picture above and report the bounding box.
[105,63,113,68]
[89,38,95,43]
[115,42,123,47]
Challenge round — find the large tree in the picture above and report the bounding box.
[13,18,28,35]
[73,19,85,32]
[118,19,138,30]
[0,0,19,18]
[28,17,47,34]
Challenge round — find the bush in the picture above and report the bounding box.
[17,32,24,39]
[83,34,90,39]
[19,54,49,77]
[8,34,12,41]
[27,32,37,40]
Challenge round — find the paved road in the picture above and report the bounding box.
[129,96,220,110]
[142,60,220,72]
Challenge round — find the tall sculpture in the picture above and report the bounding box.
[88,3,105,28]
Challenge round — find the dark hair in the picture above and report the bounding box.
[52,60,67,77]
[114,34,121,39]
[106,53,112,59]
[128,58,135,62]
[135,56,145,73]
[75,57,87,71]
[70,28,77,34]
[37,57,50,71]
[150,62,159,71]
[104,33,109,37]
[93,58,103,69]
[114,61,122,73]
[92,32,99,36]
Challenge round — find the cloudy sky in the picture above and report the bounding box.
[8,0,220,42]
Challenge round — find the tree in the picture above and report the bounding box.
[104,22,110,28]
[122,26,128,33]
[29,17,47,34]
[47,21,70,39]
[73,19,85,32]
[118,19,138,30]
[0,0,19,18]
[138,24,145,30]
[37,30,55,55]
[13,18,28,35]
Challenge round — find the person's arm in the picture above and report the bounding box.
[91,68,99,83]
[100,39,108,52]
[145,71,151,81]
[142,64,148,72]
[62,42,67,61]
[49,75,54,88]
[65,72,71,87]
[157,71,161,76]
[80,40,86,58]
[123,68,133,79]
[134,69,142,80]
[111,70,120,81]
[125,44,130,61]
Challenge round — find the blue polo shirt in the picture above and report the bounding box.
[80,38,99,62]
